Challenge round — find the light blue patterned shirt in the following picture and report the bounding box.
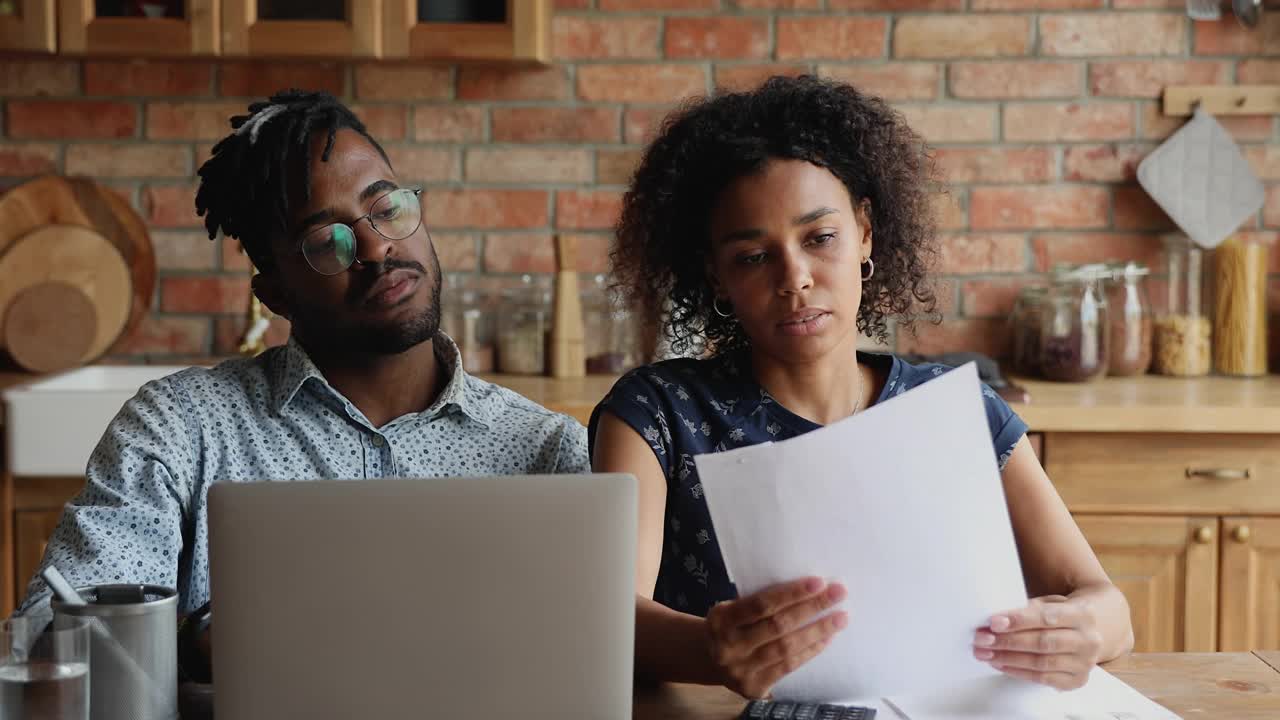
[18,334,588,615]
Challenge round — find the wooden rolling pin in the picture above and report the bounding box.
[549,234,585,378]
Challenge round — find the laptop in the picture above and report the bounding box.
[208,474,637,720]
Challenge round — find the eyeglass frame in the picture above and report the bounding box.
[293,186,426,275]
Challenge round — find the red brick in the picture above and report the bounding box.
[152,230,218,270]
[465,148,593,184]
[929,278,960,316]
[85,60,212,96]
[895,16,1029,59]
[1041,14,1185,56]
[972,0,1101,7]
[897,105,997,143]
[1089,60,1231,98]
[962,278,1036,317]
[492,107,619,143]
[426,189,550,230]
[971,186,1109,230]
[934,148,1054,184]
[1063,144,1152,183]
[384,146,459,183]
[1238,59,1280,84]
[577,64,706,103]
[1003,103,1133,142]
[146,101,242,140]
[65,144,190,178]
[732,0,820,7]
[354,65,452,101]
[1113,186,1175,231]
[483,233,555,273]
[556,0,590,8]
[818,64,939,101]
[597,148,644,185]
[934,191,967,231]
[1265,185,1280,229]
[220,237,253,272]
[430,233,479,272]
[142,184,201,228]
[598,0,718,7]
[1246,146,1280,181]
[214,315,290,355]
[0,60,79,97]
[666,17,769,60]
[1111,0,1182,6]
[565,233,613,273]
[412,106,486,142]
[937,233,1027,274]
[350,104,407,142]
[114,315,211,356]
[551,16,660,60]
[219,62,344,97]
[716,64,811,92]
[8,100,136,139]
[1031,233,1164,271]
[830,0,961,7]
[949,61,1081,99]
[0,143,59,175]
[556,190,624,230]
[457,66,570,101]
[897,317,1009,358]
[161,275,252,314]
[1194,14,1280,56]
[1139,102,1274,143]
[777,17,887,60]
[624,106,675,145]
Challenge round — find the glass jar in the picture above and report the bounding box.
[1105,262,1153,377]
[442,280,495,374]
[1152,236,1211,377]
[1211,236,1269,377]
[1039,264,1110,383]
[583,275,640,375]
[1009,286,1048,377]
[496,275,550,375]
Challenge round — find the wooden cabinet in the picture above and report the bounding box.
[222,0,380,58]
[1,475,83,616]
[1220,517,1280,651]
[0,0,56,52]
[58,0,219,55]
[14,509,59,603]
[383,0,550,63]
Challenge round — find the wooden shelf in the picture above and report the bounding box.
[1164,85,1280,116]
[58,0,219,55]
[383,0,550,63]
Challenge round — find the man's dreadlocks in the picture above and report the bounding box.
[195,89,390,272]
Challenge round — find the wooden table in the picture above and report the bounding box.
[633,652,1280,719]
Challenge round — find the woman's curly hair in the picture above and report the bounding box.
[613,74,940,357]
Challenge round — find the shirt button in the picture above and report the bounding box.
[371,435,385,447]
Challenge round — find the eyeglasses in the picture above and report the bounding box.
[297,187,424,275]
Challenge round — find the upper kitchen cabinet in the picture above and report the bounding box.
[58,0,219,55]
[383,0,550,64]
[0,0,56,52]
[222,0,381,58]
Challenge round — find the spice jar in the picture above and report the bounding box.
[497,275,550,375]
[1153,237,1211,377]
[1039,264,1110,383]
[1105,262,1153,377]
[1211,236,1270,377]
[442,281,495,374]
[1009,286,1048,377]
[583,275,640,375]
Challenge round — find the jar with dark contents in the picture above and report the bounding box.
[583,275,641,375]
[1105,262,1153,377]
[1039,264,1110,382]
[1009,286,1048,377]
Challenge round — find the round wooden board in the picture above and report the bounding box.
[0,225,132,364]
[4,283,97,373]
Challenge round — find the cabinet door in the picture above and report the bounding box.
[223,0,380,57]
[1074,514,1218,652]
[1220,517,1280,651]
[14,509,61,605]
[58,0,219,55]
[383,0,550,62]
[0,0,55,52]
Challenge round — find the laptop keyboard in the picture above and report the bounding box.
[740,699,876,720]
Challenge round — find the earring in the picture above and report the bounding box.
[861,258,875,281]
[712,297,733,318]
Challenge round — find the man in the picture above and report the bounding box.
[18,90,588,621]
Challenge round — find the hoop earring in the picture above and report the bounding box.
[861,258,875,281]
[712,297,733,318]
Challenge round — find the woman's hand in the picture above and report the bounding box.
[974,595,1104,690]
[704,577,848,698]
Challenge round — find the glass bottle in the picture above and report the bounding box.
[443,279,495,374]
[1105,262,1153,377]
[1152,237,1211,377]
[1009,286,1048,377]
[583,275,640,375]
[1039,264,1110,383]
[496,275,550,375]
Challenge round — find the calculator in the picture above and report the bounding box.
[739,699,876,720]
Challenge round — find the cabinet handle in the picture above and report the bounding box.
[1194,526,1214,544]
[1232,525,1252,544]
[1185,467,1251,480]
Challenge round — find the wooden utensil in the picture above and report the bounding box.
[549,234,585,378]
[3,282,97,373]
[0,225,132,366]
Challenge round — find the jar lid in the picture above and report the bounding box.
[1106,261,1150,280]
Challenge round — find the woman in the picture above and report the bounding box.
[590,75,1133,699]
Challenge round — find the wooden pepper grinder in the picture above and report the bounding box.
[549,234,585,378]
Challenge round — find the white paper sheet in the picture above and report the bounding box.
[696,363,1028,701]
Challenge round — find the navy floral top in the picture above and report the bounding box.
[589,350,1028,618]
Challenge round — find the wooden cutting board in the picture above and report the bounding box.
[3,283,97,373]
[0,225,132,365]
[0,175,156,350]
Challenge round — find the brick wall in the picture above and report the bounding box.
[1,1,1278,364]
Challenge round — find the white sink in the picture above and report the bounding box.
[3,365,193,477]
